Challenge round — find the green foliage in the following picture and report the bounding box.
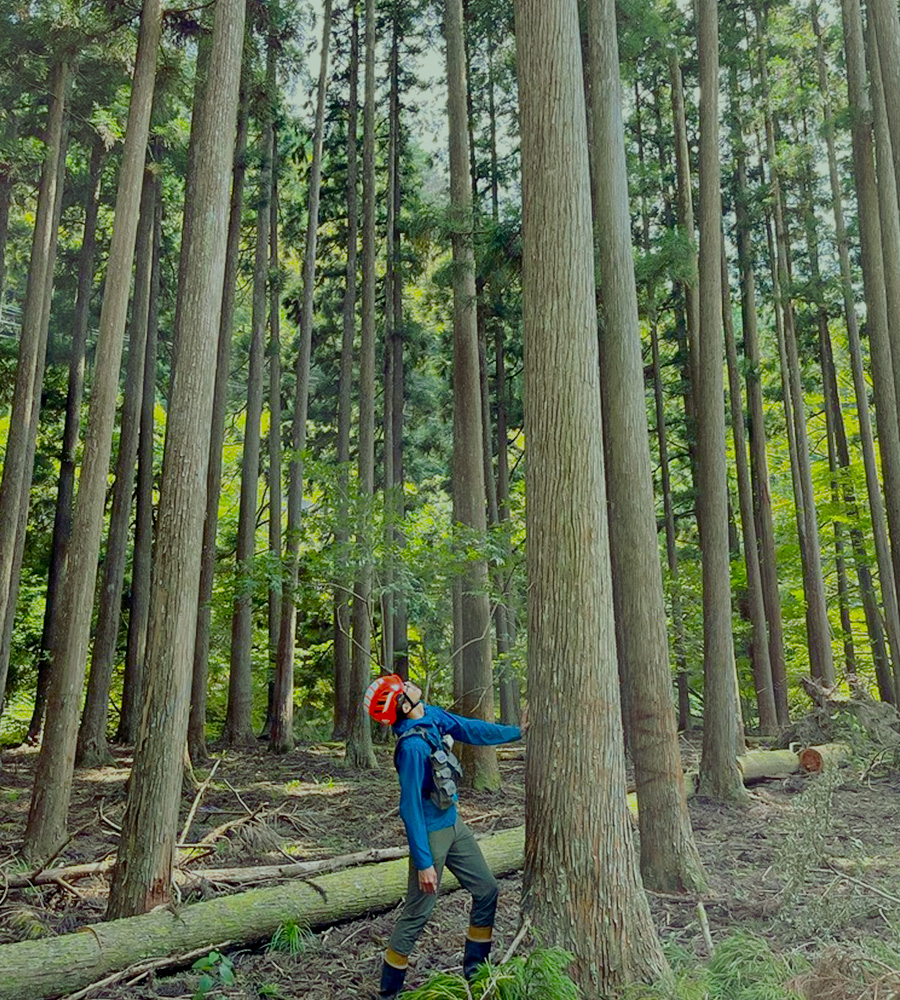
[625,933,805,1000]
[402,947,579,1000]
[191,950,236,999]
[268,920,315,956]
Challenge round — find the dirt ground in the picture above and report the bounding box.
[2,737,900,1000]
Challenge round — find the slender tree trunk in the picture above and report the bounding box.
[269,0,333,754]
[731,95,789,725]
[266,139,283,736]
[225,56,275,748]
[445,0,497,790]
[346,0,377,771]
[585,0,707,894]
[0,59,69,715]
[333,2,359,741]
[120,167,162,743]
[0,168,12,299]
[516,0,668,985]
[868,0,900,210]
[190,86,250,763]
[696,0,746,801]
[106,0,247,917]
[76,168,155,766]
[721,246,777,732]
[28,138,103,742]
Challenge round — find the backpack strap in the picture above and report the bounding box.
[394,724,439,764]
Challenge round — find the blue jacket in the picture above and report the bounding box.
[392,705,521,870]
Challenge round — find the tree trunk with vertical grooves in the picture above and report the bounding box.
[346,0,377,771]
[814,0,900,701]
[0,58,69,716]
[225,45,274,749]
[721,245,778,733]
[121,167,162,743]
[270,0,333,754]
[76,168,155,767]
[868,0,900,210]
[106,0,246,917]
[730,88,789,726]
[445,0,497,791]
[266,139,283,737]
[28,137,103,742]
[23,4,162,862]
[189,84,250,764]
[0,168,11,297]
[841,0,900,685]
[516,0,669,986]
[333,0,359,741]
[585,0,707,894]
[696,0,747,801]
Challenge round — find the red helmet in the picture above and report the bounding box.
[364,674,406,724]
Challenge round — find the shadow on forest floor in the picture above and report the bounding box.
[2,737,900,999]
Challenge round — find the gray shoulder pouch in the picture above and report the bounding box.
[396,726,464,810]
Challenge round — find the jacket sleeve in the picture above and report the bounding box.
[396,739,435,870]
[436,707,521,746]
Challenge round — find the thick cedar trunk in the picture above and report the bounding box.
[76,169,156,767]
[445,0,497,790]
[721,246,778,733]
[585,0,706,895]
[0,60,69,714]
[29,138,104,742]
[731,103,789,726]
[190,87,250,763]
[515,0,668,988]
[333,1,359,741]
[225,59,274,749]
[696,0,746,800]
[347,0,378,770]
[121,171,163,743]
[107,0,246,918]
[24,6,163,860]
[270,0,333,754]
[868,0,900,210]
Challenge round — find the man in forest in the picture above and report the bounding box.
[364,674,526,998]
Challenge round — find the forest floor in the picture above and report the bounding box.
[2,735,900,1000]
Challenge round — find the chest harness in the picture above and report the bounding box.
[395,725,464,810]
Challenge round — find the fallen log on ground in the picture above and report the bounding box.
[736,749,801,782]
[799,743,850,773]
[0,826,525,1000]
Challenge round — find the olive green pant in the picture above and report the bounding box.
[388,818,499,957]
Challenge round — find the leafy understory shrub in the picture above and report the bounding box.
[401,947,579,999]
[191,950,235,999]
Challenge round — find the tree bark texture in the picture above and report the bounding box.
[190,87,250,763]
[586,0,706,895]
[106,0,246,917]
[515,0,668,988]
[445,0,498,791]
[696,0,747,801]
[121,169,163,743]
[347,0,378,771]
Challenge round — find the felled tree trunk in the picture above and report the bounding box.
[0,827,524,1000]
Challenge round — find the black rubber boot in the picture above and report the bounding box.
[463,937,492,981]
[378,959,407,998]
